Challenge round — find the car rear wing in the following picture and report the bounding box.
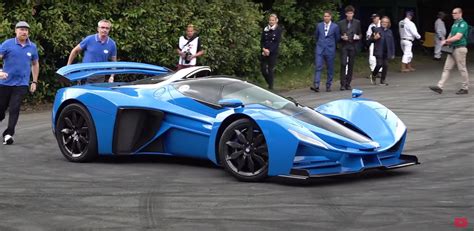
[56,62,171,82]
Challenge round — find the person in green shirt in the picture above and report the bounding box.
[429,7,469,95]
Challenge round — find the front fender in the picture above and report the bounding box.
[52,88,118,155]
[207,109,299,176]
[316,99,406,150]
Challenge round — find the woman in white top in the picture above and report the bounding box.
[366,13,381,74]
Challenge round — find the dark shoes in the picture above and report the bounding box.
[340,85,351,90]
[433,57,442,61]
[455,89,469,95]
[379,81,388,86]
[429,86,468,94]
[429,86,443,94]
[310,84,331,92]
[310,85,320,92]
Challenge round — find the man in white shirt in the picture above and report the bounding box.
[366,13,381,73]
[434,11,447,60]
[398,11,421,72]
[176,24,204,70]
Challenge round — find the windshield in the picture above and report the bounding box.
[222,82,292,109]
[172,78,371,142]
[172,78,294,109]
[222,82,370,142]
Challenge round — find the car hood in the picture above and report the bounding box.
[254,104,379,151]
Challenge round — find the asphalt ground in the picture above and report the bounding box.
[0,60,473,230]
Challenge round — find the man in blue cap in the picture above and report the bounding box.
[0,21,39,145]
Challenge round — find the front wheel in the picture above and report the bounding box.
[218,118,269,182]
[55,103,98,162]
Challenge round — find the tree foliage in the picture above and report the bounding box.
[270,0,339,70]
[1,0,263,103]
[0,1,337,103]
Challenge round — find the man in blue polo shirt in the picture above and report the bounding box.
[0,21,39,145]
[67,19,117,83]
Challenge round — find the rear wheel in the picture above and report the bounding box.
[55,103,98,162]
[218,118,269,182]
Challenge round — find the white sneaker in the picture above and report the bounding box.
[3,134,14,145]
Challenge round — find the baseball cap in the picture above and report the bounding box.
[15,21,30,29]
[371,13,380,18]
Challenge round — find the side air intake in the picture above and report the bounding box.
[113,108,164,154]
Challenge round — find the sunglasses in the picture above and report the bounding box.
[99,26,110,29]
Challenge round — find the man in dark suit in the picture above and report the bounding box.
[311,10,340,92]
[337,5,361,91]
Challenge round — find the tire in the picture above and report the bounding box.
[218,118,269,182]
[55,103,98,162]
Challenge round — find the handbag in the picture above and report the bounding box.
[441,45,454,54]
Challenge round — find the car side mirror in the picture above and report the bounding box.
[352,89,363,98]
[218,99,244,108]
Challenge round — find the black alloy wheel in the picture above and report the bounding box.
[56,103,97,162]
[219,118,269,182]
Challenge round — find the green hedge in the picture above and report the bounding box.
[271,0,339,70]
[0,0,337,103]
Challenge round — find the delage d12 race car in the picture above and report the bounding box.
[52,62,419,182]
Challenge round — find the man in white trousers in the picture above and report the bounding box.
[398,11,421,72]
[366,13,381,74]
[433,11,447,60]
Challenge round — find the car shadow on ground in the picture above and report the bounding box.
[93,154,415,186]
[269,170,415,187]
[95,154,218,168]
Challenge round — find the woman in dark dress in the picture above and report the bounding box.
[369,16,395,85]
[260,14,282,90]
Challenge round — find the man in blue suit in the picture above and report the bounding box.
[311,10,340,92]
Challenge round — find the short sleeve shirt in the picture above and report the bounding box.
[0,38,39,86]
[176,35,202,52]
[450,19,468,47]
[80,34,117,63]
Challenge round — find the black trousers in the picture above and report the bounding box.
[260,54,277,89]
[0,85,28,137]
[340,44,356,87]
[372,56,389,82]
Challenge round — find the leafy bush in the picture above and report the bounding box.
[0,0,263,103]
[0,0,337,103]
[270,0,339,71]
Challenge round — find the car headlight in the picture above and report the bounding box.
[288,129,328,149]
[396,118,406,137]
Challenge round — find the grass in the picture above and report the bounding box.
[268,53,375,91]
[264,49,438,92]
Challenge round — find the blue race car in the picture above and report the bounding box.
[52,62,419,182]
